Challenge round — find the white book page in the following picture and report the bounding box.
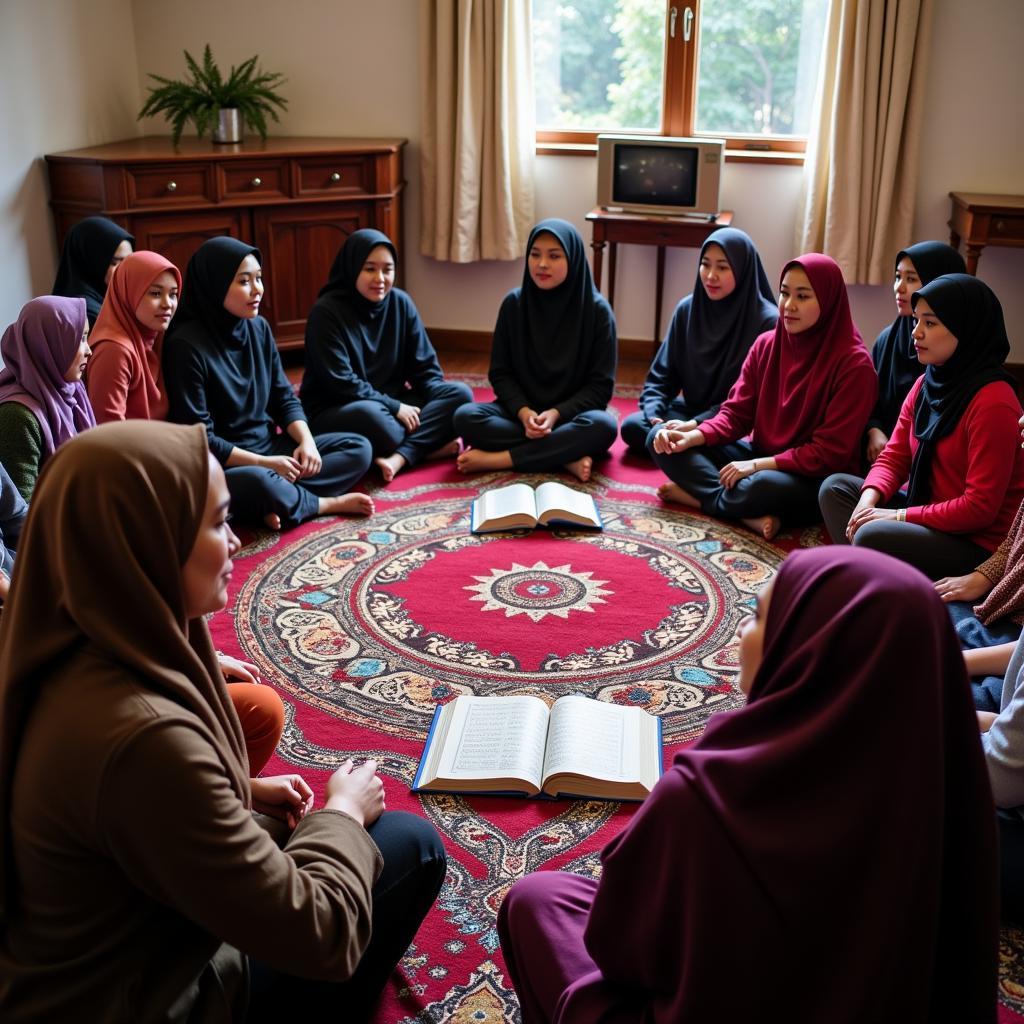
[436,695,550,789]
[541,695,641,783]
[534,481,597,522]
[479,483,539,523]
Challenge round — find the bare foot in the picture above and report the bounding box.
[564,456,593,483]
[741,515,782,541]
[318,492,375,517]
[263,513,282,531]
[658,481,701,509]
[375,453,407,483]
[456,449,514,474]
[426,440,461,461]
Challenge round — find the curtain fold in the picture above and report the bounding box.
[420,0,536,263]
[795,0,934,284]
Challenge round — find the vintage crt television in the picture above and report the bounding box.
[596,134,725,218]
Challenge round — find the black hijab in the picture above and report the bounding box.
[517,218,600,381]
[51,216,135,327]
[907,273,1014,505]
[869,241,966,436]
[315,228,400,352]
[169,237,262,349]
[677,227,777,410]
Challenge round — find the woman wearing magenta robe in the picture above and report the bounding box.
[649,253,877,540]
[498,546,998,1022]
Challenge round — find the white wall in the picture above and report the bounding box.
[3,0,1023,357]
[0,0,142,330]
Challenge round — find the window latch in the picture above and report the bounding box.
[683,6,694,42]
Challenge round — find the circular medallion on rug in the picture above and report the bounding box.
[234,494,782,744]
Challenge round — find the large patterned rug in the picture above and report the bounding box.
[208,387,1024,1023]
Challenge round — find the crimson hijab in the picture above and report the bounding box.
[0,296,96,458]
[573,547,998,1022]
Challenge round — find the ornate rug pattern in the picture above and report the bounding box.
[208,390,1024,1023]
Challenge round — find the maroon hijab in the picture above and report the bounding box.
[573,547,998,1022]
[749,253,868,454]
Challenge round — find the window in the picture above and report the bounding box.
[532,0,829,155]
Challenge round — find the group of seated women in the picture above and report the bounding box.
[0,211,1021,1019]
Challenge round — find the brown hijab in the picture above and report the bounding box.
[0,420,249,918]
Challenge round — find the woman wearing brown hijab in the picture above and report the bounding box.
[0,420,445,1021]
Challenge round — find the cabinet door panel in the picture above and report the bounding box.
[129,211,248,279]
[254,203,371,349]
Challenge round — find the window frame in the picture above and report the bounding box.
[535,0,810,164]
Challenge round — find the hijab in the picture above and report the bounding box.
[0,296,96,457]
[51,216,134,326]
[313,227,401,357]
[580,546,998,1021]
[870,241,966,435]
[676,227,777,410]
[749,253,866,450]
[0,420,249,919]
[169,237,262,349]
[516,218,603,381]
[907,273,1014,506]
[89,250,181,419]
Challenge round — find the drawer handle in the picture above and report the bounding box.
[996,220,1006,231]
[166,180,177,192]
[251,177,262,187]
[330,172,341,183]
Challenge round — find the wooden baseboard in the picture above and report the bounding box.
[428,327,655,364]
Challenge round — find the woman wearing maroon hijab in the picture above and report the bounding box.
[649,254,876,540]
[498,547,998,1023]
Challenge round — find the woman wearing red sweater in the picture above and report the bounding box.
[649,253,876,540]
[819,274,1024,580]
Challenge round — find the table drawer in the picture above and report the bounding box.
[220,161,288,200]
[125,164,214,206]
[295,156,373,196]
[990,214,1024,243]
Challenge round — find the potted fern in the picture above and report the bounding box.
[138,45,288,145]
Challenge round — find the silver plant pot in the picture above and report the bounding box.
[213,108,242,144]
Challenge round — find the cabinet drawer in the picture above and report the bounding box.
[125,164,214,206]
[220,161,288,200]
[295,157,373,196]
[990,214,1024,243]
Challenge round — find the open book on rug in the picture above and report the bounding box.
[412,693,662,801]
[470,481,602,534]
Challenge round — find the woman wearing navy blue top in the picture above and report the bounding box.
[454,219,618,482]
[164,238,373,530]
[301,230,471,483]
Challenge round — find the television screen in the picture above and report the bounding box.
[612,145,699,209]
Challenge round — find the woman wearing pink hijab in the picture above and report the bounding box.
[0,295,95,501]
[87,250,181,423]
[499,547,999,1023]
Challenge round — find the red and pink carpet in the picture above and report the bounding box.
[209,386,1024,1022]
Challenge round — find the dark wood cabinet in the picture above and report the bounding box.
[45,136,406,349]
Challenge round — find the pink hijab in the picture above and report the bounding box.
[89,251,181,420]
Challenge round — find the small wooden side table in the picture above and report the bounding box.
[585,206,733,348]
[947,192,1024,275]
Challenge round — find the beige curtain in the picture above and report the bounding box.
[420,0,535,262]
[795,0,934,284]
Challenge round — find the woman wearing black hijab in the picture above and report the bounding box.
[164,237,373,531]
[620,227,777,456]
[864,241,966,464]
[454,219,618,482]
[820,274,1024,579]
[300,229,472,482]
[51,216,134,327]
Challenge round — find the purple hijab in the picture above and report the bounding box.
[570,547,998,1021]
[0,297,96,457]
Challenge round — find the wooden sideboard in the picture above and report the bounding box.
[45,136,406,349]
[948,192,1024,275]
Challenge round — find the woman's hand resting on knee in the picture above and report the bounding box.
[324,758,385,828]
[251,775,315,830]
[934,571,992,603]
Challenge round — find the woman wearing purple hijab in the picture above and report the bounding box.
[0,296,95,501]
[498,546,998,1022]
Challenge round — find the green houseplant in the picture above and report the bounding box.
[138,45,288,145]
